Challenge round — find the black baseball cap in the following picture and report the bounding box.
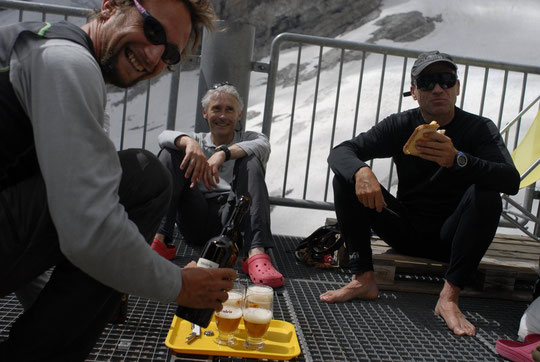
[411,50,457,77]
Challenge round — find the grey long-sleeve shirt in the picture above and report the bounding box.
[9,34,182,302]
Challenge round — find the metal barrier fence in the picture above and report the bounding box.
[2,0,539,236]
[261,33,540,237]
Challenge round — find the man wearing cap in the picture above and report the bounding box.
[151,83,284,288]
[320,50,520,336]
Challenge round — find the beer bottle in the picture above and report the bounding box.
[175,196,250,328]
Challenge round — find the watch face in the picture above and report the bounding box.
[457,153,467,167]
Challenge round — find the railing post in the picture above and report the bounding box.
[166,67,181,130]
[195,21,255,132]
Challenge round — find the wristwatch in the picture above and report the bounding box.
[215,145,231,161]
[455,151,468,168]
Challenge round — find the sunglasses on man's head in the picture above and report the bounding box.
[413,72,458,92]
[132,0,181,65]
[211,81,232,89]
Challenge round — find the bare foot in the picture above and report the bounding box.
[320,271,379,303]
[434,280,476,336]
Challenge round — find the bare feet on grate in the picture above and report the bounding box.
[435,280,476,336]
[319,271,379,303]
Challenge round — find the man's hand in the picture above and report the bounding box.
[354,167,386,212]
[415,132,458,168]
[202,152,226,191]
[178,137,209,188]
[176,267,237,311]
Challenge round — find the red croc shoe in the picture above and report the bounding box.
[151,238,177,260]
[496,334,540,362]
[241,253,284,288]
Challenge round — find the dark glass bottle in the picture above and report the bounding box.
[175,196,250,328]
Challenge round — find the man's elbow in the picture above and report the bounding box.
[327,148,340,167]
[58,241,87,267]
[505,168,521,195]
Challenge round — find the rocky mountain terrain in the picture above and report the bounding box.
[1,0,441,61]
[211,0,381,59]
[211,0,441,60]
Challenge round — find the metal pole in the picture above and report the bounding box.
[195,21,255,132]
[166,65,181,130]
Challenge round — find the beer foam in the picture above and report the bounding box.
[217,306,242,319]
[243,308,273,324]
[247,285,273,295]
[227,291,243,301]
[225,291,244,308]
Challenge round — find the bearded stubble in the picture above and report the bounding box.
[100,50,137,89]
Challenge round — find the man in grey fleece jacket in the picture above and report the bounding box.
[0,0,235,360]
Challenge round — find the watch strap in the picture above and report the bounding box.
[215,145,231,161]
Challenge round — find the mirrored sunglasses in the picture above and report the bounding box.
[413,72,458,91]
[133,0,181,65]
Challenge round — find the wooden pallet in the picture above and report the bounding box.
[370,234,539,301]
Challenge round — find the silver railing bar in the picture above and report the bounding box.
[500,95,540,135]
[324,48,346,202]
[0,0,91,17]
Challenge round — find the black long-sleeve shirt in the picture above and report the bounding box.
[328,107,520,222]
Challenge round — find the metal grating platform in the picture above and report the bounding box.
[0,234,531,361]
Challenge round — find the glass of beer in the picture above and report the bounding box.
[214,283,245,346]
[243,285,273,350]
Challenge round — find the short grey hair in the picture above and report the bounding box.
[201,84,244,112]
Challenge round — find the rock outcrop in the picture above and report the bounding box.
[211,0,382,60]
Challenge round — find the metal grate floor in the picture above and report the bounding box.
[0,234,530,361]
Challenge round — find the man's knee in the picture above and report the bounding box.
[117,149,172,209]
[471,185,502,215]
[332,174,356,201]
[235,154,264,177]
[157,146,184,163]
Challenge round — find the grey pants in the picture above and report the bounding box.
[157,148,274,254]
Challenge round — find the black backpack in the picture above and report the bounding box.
[295,224,345,268]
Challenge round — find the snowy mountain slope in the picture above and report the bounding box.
[247,0,540,236]
[2,0,539,237]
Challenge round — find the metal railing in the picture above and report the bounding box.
[2,0,539,236]
[499,95,540,240]
[0,0,90,20]
[260,33,540,235]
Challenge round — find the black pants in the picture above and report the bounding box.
[0,149,171,361]
[333,175,502,288]
[157,148,273,252]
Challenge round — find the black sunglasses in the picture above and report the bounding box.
[413,72,458,92]
[211,81,232,89]
[133,0,181,65]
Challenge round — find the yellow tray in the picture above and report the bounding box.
[165,315,301,360]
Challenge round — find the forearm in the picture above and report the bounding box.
[328,143,367,183]
[454,154,520,195]
[233,131,271,165]
[228,144,247,159]
[158,130,190,150]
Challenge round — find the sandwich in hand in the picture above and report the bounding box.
[403,121,445,155]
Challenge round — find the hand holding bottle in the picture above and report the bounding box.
[175,196,250,327]
[176,267,237,311]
